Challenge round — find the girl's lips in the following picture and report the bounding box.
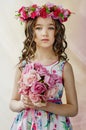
[41,39,49,41]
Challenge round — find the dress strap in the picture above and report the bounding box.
[58,60,67,71]
[59,60,67,83]
[21,60,27,68]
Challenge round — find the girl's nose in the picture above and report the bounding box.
[42,28,48,36]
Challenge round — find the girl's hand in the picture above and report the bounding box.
[22,95,38,109]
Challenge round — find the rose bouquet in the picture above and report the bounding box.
[18,62,59,107]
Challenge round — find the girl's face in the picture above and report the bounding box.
[34,17,55,48]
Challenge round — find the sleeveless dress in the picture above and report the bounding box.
[10,60,72,130]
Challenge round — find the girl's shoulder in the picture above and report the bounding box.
[63,61,73,71]
[58,59,72,71]
[62,60,73,78]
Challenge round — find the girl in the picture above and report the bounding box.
[10,3,78,130]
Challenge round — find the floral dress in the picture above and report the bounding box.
[10,60,72,130]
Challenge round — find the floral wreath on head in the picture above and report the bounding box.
[15,2,72,23]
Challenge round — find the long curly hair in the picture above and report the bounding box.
[18,17,68,68]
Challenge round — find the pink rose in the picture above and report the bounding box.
[53,8,61,18]
[44,74,58,87]
[32,4,38,8]
[64,9,71,17]
[29,91,47,107]
[53,74,62,83]
[22,63,34,74]
[40,8,47,18]
[18,126,22,130]
[18,62,60,103]
[45,86,58,98]
[23,70,41,87]
[50,73,62,84]
[34,63,49,75]
[18,86,30,95]
[18,6,25,13]
[29,91,41,103]
[19,17,26,22]
[18,7,29,20]
[30,12,37,18]
[46,2,55,8]
[21,12,28,20]
[31,82,47,94]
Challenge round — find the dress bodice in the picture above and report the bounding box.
[11,60,72,130]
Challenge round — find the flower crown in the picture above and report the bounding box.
[16,3,71,23]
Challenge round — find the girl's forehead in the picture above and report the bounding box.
[35,17,55,26]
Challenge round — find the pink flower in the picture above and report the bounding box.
[16,4,71,23]
[32,4,38,8]
[18,7,29,20]
[31,82,47,94]
[44,73,58,87]
[40,8,47,18]
[46,2,55,8]
[45,86,58,98]
[60,17,67,22]
[53,8,61,18]
[52,70,56,73]
[35,8,40,16]
[34,62,49,75]
[37,112,41,116]
[19,17,26,22]
[23,69,41,87]
[51,73,62,83]
[29,91,41,103]
[30,12,37,18]
[18,6,25,13]
[29,91,47,107]
[64,9,71,17]
[18,126,22,130]
[32,123,37,130]
[18,62,60,107]
[22,63,34,74]
[18,86,30,95]
[23,110,29,118]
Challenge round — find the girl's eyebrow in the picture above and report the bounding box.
[35,23,55,26]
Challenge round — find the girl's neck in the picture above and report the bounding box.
[37,47,53,57]
[32,47,59,63]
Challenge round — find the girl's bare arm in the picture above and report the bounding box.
[9,66,25,112]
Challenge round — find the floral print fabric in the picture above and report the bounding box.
[10,60,72,130]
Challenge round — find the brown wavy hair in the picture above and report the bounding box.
[18,17,68,68]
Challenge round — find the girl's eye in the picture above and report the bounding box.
[48,27,55,30]
[35,27,42,30]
